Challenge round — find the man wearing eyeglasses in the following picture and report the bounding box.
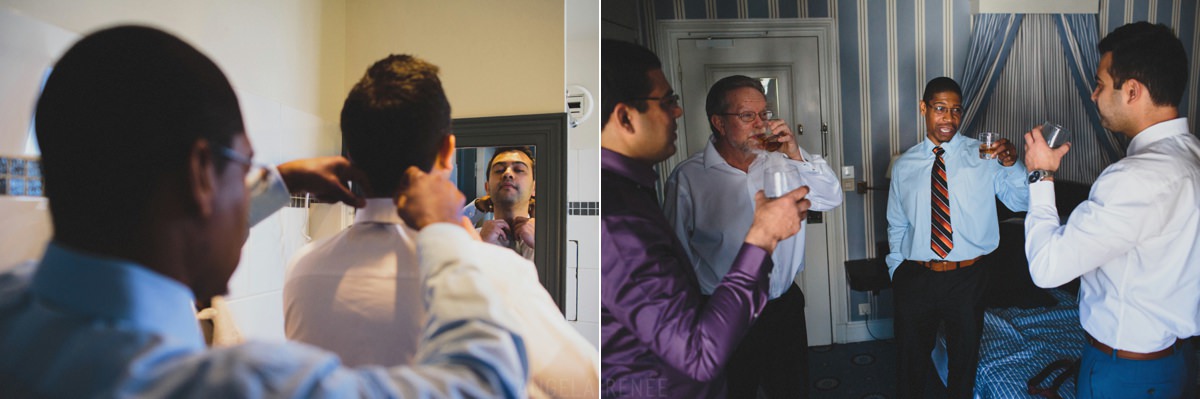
[886,77,1028,398]
[601,41,813,398]
[661,75,842,398]
[0,26,528,398]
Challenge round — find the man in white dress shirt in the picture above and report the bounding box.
[285,54,598,398]
[1023,22,1199,399]
[0,25,528,398]
[479,146,537,260]
[663,75,843,398]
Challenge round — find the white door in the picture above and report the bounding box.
[674,35,836,346]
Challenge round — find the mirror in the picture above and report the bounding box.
[451,113,566,312]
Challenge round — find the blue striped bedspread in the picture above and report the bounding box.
[976,289,1085,399]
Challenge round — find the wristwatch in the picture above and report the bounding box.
[1028,170,1054,183]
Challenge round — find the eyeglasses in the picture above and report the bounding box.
[928,105,964,118]
[631,93,680,108]
[719,110,774,123]
[217,147,273,195]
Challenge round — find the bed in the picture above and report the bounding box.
[934,288,1085,398]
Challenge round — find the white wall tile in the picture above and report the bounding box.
[567,148,581,200]
[576,148,600,201]
[574,216,600,270]
[577,267,599,324]
[0,7,77,156]
[223,290,286,342]
[237,90,283,163]
[228,214,283,299]
[228,207,308,300]
[568,321,599,349]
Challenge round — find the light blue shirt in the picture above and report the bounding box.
[0,226,528,398]
[886,134,1029,277]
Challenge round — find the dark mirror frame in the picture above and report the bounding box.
[453,113,566,313]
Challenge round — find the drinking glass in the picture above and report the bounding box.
[764,164,802,199]
[1041,122,1069,149]
[978,132,999,160]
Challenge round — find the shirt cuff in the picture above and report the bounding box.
[733,243,773,278]
[1029,180,1056,206]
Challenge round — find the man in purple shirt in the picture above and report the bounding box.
[600,39,813,398]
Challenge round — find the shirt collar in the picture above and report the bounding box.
[32,242,204,349]
[601,148,658,188]
[355,198,406,225]
[1127,118,1190,156]
[920,133,962,153]
[702,137,769,170]
[702,139,726,169]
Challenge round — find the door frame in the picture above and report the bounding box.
[654,19,853,344]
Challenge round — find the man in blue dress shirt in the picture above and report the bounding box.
[886,77,1029,398]
[0,25,528,398]
[600,39,812,398]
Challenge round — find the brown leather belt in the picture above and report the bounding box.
[1087,333,1180,361]
[915,257,980,272]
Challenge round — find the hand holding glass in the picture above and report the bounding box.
[978,132,999,160]
[755,111,783,152]
[1041,122,1069,149]
[764,164,803,199]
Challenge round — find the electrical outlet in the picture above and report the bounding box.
[858,303,871,316]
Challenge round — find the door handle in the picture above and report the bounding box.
[820,123,829,158]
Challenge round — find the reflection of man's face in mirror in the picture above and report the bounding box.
[484,149,535,218]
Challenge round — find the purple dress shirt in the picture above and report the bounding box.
[601,148,774,399]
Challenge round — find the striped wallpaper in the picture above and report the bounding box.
[646,0,1200,263]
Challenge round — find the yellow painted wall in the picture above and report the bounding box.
[345,0,564,118]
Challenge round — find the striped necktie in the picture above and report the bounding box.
[931,146,953,258]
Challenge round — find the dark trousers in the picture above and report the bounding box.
[724,282,808,399]
[893,259,987,399]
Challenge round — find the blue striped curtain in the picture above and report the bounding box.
[1055,14,1124,161]
[959,14,1023,134]
[974,15,1113,183]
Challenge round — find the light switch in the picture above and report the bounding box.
[841,166,856,191]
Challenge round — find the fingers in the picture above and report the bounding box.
[1028,126,1047,147]
[1055,142,1071,156]
[783,185,811,202]
[461,216,482,241]
[326,177,363,208]
[339,161,372,206]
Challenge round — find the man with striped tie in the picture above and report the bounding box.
[886,77,1029,399]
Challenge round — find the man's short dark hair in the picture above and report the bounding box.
[1098,22,1188,107]
[35,25,244,233]
[487,146,535,179]
[922,77,962,103]
[705,75,765,136]
[601,40,662,128]
[341,54,451,196]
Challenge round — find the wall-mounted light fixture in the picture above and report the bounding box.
[565,84,593,128]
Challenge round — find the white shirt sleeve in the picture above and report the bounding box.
[126,223,530,398]
[788,148,843,212]
[1024,173,1151,288]
[471,236,600,399]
